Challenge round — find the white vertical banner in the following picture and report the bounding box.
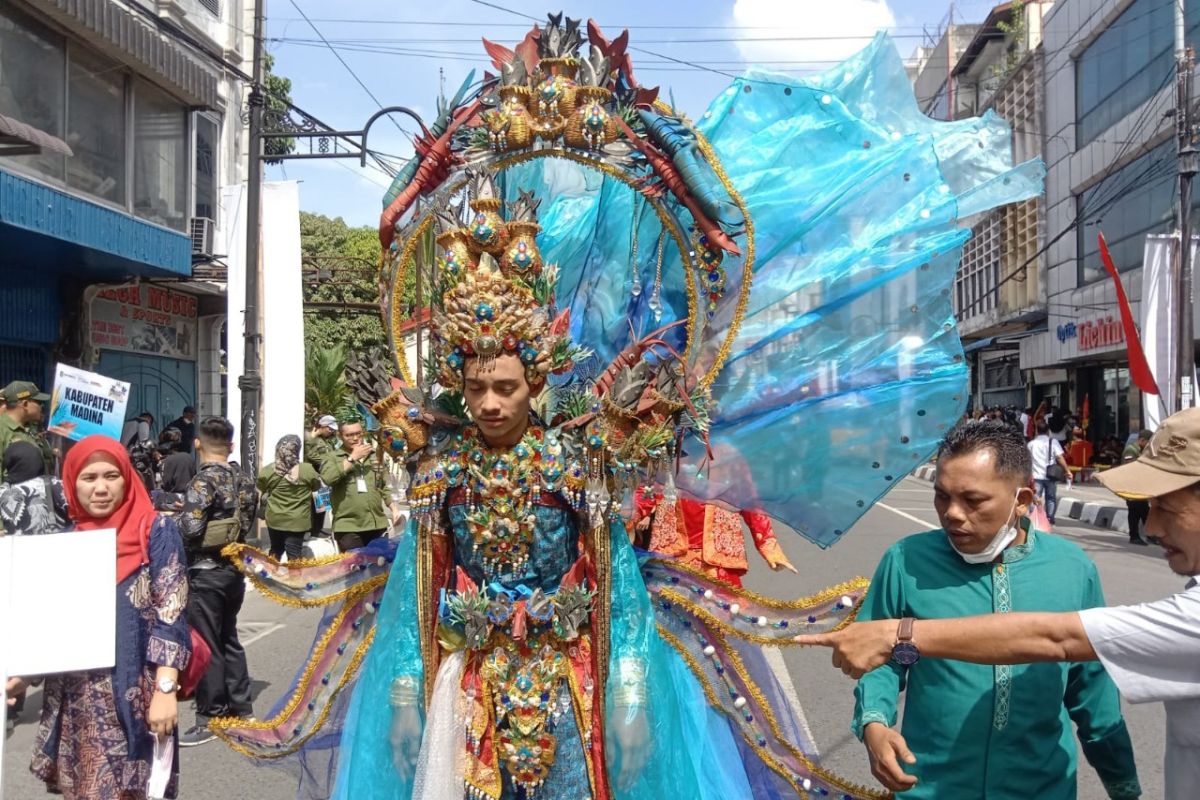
[260,181,305,464]
[219,183,248,452]
[1142,234,1199,429]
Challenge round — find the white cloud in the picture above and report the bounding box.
[730,0,897,68]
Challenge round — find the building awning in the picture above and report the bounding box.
[26,0,222,109]
[963,325,1048,354]
[963,336,996,354]
[0,113,73,158]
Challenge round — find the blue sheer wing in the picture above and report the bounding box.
[497,35,1042,547]
[675,36,1044,547]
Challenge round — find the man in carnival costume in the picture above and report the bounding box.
[210,12,1044,799]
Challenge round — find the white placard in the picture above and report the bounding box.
[1,530,117,675]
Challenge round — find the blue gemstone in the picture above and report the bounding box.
[807,616,817,624]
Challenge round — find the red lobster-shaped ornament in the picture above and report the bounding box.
[612,115,741,257]
[378,99,484,251]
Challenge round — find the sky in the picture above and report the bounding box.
[262,0,1001,227]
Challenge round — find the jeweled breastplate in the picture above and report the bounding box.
[410,424,587,584]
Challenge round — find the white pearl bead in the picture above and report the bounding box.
[733,696,747,709]
[703,645,715,656]
[802,778,812,791]
[730,603,741,615]
[757,617,768,627]
[704,589,714,600]
[840,595,854,608]
[377,557,387,567]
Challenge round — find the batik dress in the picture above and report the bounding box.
[31,516,192,800]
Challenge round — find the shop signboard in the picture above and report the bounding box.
[90,284,198,360]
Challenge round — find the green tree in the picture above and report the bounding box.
[300,212,419,356]
[262,52,296,164]
[304,343,351,420]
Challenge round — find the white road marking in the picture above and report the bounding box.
[876,502,936,527]
[238,622,286,647]
[763,646,819,758]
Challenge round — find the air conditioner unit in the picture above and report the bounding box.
[190,216,216,259]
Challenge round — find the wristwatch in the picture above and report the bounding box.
[156,677,180,694]
[890,617,921,666]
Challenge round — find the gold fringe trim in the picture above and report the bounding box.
[210,586,382,759]
[391,211,439,386]
[564,640,600,799]
[647,558,870,611]
[219,543,378,609]
[653,98,756,392]
[654,585,865,647]
[657,624,888,800]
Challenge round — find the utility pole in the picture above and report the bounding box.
[240,0,266,475]
[1176,0,1197,411]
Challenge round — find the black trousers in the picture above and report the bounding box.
[267,527,306,561]
[334,528,386,552]
[187,562,253,721]
[1126,499,1150,541]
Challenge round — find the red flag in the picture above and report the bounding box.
[1098,233,1160,395]
[1081,393,1090,433]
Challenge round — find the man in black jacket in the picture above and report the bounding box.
[167,406,197,454]
[176,416,258,746]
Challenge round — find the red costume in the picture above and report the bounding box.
[633,487,781,587]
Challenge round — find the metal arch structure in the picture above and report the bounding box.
[258,103,426,166]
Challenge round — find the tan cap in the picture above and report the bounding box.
[1097,407,1200,500]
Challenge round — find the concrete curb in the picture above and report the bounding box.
[908,466,1130,534]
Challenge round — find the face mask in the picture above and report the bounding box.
[950,493,1022,565]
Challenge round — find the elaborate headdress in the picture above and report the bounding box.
[428,172,569,390]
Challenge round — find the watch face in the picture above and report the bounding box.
[891,641,921,666]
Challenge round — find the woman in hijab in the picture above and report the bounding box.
[6,435,193,799]
[258,434,321,561]
[0,441,69,535]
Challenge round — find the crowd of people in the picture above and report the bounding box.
[3,366,1199,800]
[0,377,409,795]
[962,401,1154,544]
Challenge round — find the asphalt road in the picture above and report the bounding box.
[3,476,1172,799]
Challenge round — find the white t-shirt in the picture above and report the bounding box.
[1079,579,1200,800]
[1027,435,1064,480]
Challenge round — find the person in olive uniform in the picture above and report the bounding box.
[304,414,339,470]
[258,434,321,561]
[319,418,394,551]
[304,414,339,536]
[0,381,53,481]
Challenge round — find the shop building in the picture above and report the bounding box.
[0,0,247,428]
[1020,0,1200,441]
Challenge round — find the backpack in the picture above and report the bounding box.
[198,470,253,551]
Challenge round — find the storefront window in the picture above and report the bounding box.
[194,114,218,223]
[134,81,188,232]
[1076,0,1200,147]
[1075,140,1185,284]
[0,5,65,180]
[1104,366,1131,444]
[66,47,127,205]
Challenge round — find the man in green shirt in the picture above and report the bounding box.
[320,418,393,551]
[847,420,1140,798]
[0,381,53,481]
[1124,429,1153,545]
